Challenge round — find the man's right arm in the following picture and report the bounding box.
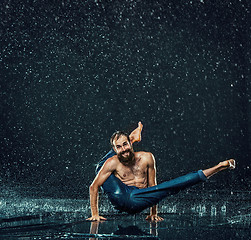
[86,158,116,221]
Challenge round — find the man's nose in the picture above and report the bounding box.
[121,146,126,151]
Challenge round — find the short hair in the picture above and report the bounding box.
[110,131,130,147]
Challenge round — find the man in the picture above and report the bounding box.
[87,122,235,222]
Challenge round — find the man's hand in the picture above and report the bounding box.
[86,215,107,221]
[146,214,164,222]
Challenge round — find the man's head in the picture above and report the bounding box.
[110,131,135,165]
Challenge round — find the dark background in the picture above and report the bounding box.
[0,0,250,198]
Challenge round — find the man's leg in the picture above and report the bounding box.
[127,159,236,214]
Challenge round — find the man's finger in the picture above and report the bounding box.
[156,216,164,221]
[86,217,97,221]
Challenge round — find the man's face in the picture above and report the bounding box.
[113,135,134,164]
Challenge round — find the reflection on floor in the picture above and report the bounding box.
[0,190,250,239]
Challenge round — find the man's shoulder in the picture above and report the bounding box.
[136,151,155,167]
[135,151,154,160]
[104,155,119,167]
[136,151,153,156]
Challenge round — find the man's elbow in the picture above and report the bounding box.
[148,183,157,187]
[89,183,99,193]
[89,184,95,192]
[148,181,157,187]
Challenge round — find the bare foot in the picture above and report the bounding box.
[220,159,236,170]
[129,121,143,144]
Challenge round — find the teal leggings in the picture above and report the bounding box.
[96,150,207,214]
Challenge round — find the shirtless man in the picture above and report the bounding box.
[87,122,235,222]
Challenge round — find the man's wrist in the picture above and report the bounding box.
[150,205,157,215]
[91,210,99,216]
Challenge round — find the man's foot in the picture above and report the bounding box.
[129,122,143,144]
[202,159,236,178]
[220,159,236,170]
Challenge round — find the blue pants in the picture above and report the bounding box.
[96,150,207,214]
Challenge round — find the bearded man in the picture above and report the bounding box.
[87,122,235,222]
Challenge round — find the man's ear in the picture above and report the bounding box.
[112,146,116,152]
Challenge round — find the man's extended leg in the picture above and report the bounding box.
[126,159,236,214]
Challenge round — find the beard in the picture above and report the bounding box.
[117,148,135,165]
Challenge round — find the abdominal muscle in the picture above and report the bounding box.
[114,172,148,189]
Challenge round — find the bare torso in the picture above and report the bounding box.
[113,152,149,189]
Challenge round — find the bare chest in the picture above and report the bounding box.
[115,161,147,183]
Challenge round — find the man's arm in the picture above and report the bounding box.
[146,153,164,222]
[86,158,116,221]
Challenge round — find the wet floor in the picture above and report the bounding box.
[0,190,250,239]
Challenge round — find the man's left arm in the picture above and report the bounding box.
[146,153,164,222]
